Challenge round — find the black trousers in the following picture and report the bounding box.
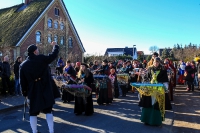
[2,77,11,95]
[187,81,194,91]
[30,106,53,116]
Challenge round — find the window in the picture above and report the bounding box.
[47,34,52,43]
[54,35,58,43]
[54,21,58,29]
[60,36,64,45]
[0,51,2,57]
[60,22,64,30]
[36,31,41,43]
[47,19,52,28]
[24,51,28,58]
[68,37,73,48]
[55,8,59,16]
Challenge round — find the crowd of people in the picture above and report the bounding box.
[0,41,199,132]
[54,51,200,127]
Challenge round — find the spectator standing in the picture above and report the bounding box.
[14,56,22,96]
[2,55,12,96]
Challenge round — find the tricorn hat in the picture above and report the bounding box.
[27,44,37,53]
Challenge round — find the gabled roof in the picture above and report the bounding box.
[105,47,134,56]
[0,0,86,52]
[0,0,51,47]
[60,0,85,52]
[106,48,124,52]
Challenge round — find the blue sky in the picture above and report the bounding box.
[0,0,200,55]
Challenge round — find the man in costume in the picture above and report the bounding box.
[20,41,59,133]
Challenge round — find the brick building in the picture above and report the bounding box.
[0,0,85,64]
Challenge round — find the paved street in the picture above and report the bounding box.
[0,85,199,133]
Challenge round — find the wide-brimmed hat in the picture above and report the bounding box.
[81,63,89,68]
[102,59,108,63]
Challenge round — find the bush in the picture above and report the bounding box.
[0,74,15,94]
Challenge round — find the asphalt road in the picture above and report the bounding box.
[0,92,174,133]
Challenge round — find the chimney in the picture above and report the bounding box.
[25,0,32,5]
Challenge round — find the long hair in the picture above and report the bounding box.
[77,67,90,78]
[15,56,21,63]
[147,58,154,68]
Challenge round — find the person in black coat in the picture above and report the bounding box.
[14,56,22,96]
[19,41,59,133]
[2,55,12,96]
[75,63,94,116]
[185,61,196,91]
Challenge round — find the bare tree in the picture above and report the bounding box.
[149,46,159,54]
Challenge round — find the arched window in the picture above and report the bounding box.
[24,51,28,58]
[0,51,3,57]
[54,21,58,29]
[54,35,58,43]
[47,19,52,28]
[60,36,64,45]
[36,31,41,43]
[47,34,52,43]
[68,37,73,48]
[60,22,64,30]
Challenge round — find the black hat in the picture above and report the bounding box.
[102,59,108,63]
[81,63,89,68]
[152,52,158,57]
[89,62,93,67]
[126,60,131,63]
[27,44,37,53]
[154,57,161,62]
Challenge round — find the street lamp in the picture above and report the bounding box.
[133,45,136,60]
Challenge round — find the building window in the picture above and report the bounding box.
[24,51,28,58]
[55,8,59,16]
[60,36,64,45]
[54,35,58,43]
[54,21,58,29]
[47,19,52,28]
[68,37,73,48]
[0,51,2,57]
[47,34,52,43]
[60,22,64,30]
[36,31,41,43]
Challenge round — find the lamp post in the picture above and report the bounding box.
[133,45,136,60]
